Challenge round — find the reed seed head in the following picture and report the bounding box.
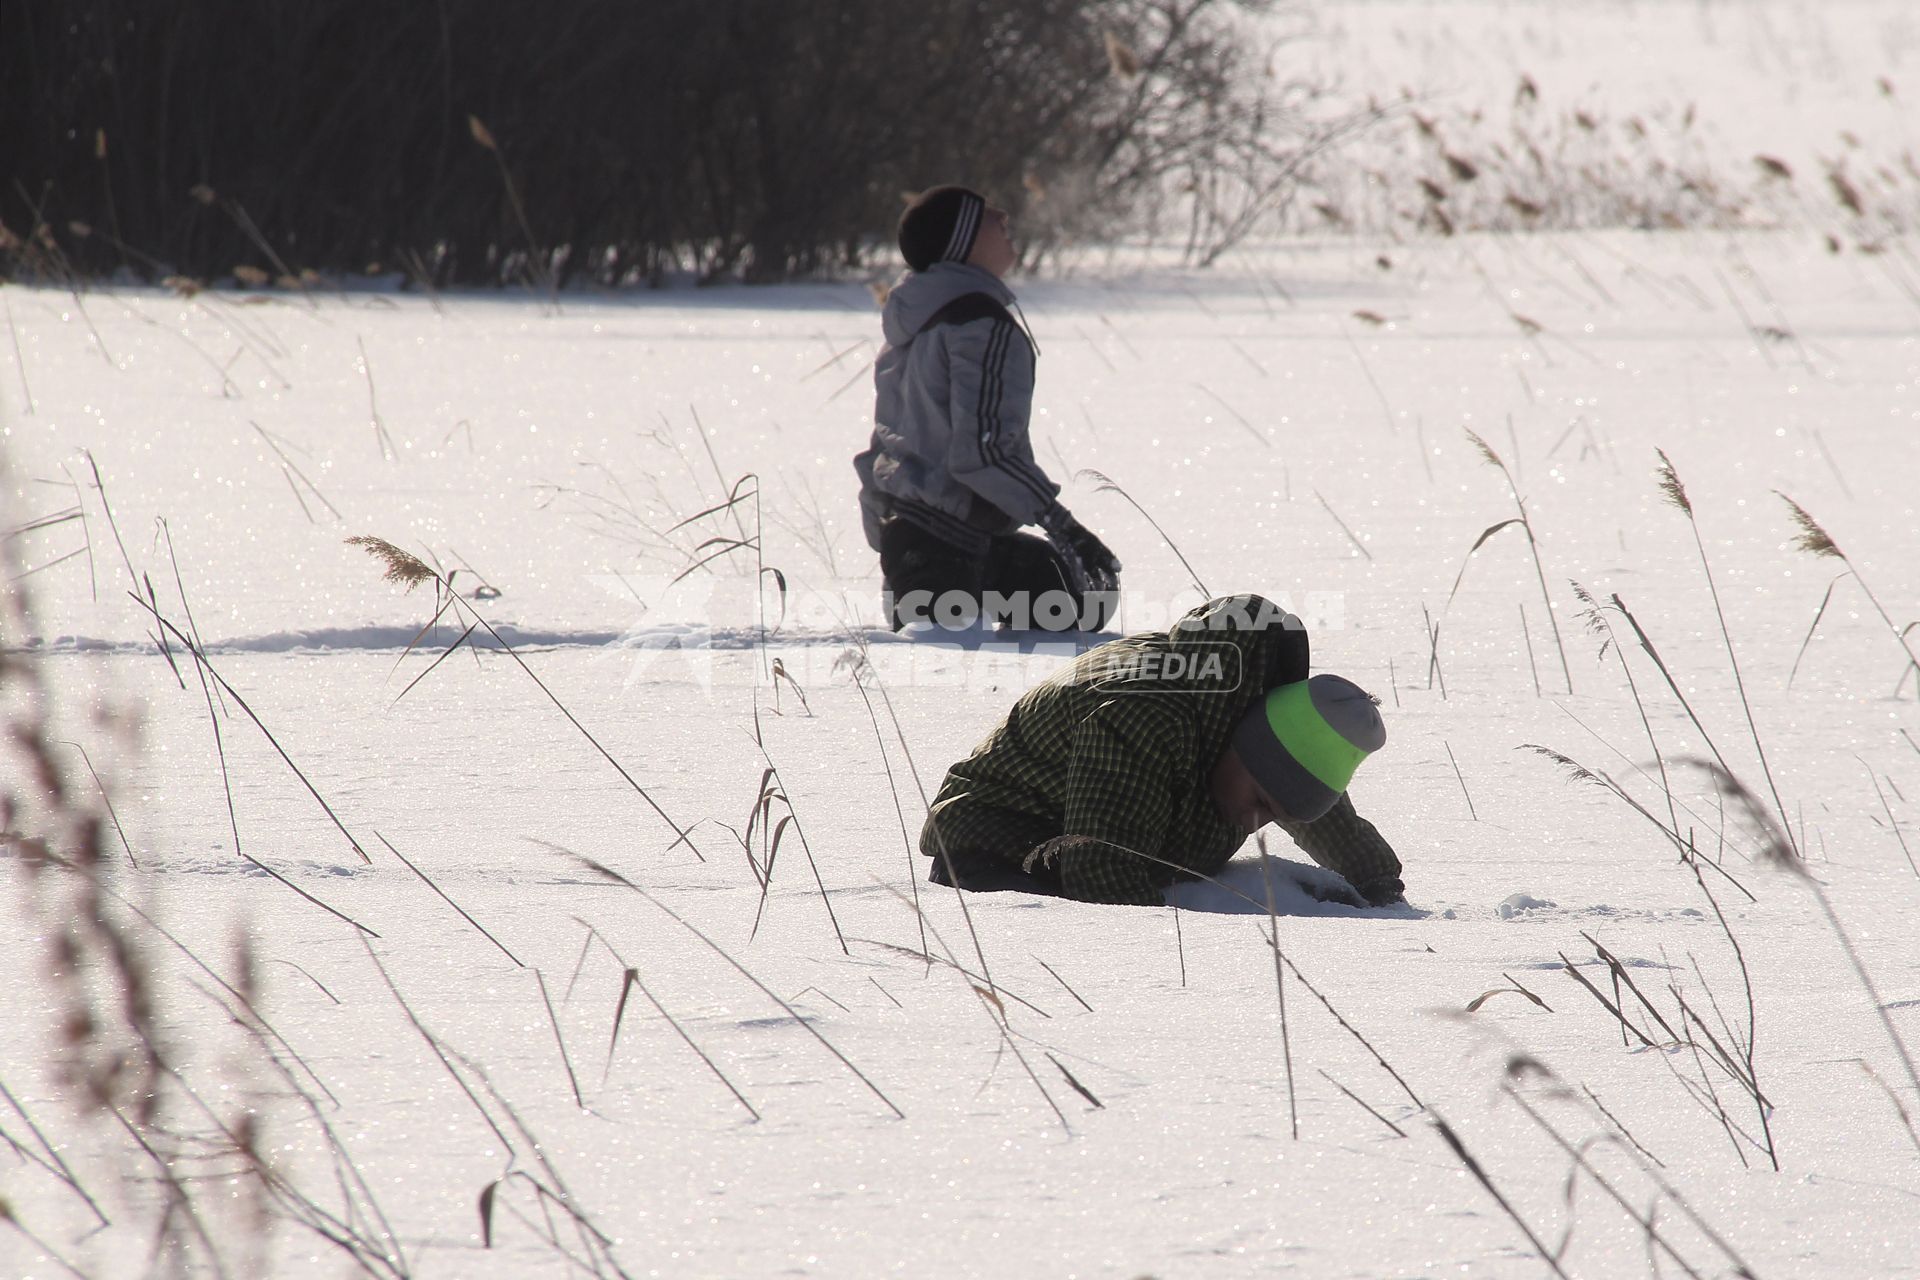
[1654,448,1691,514]
[1521,743,1602,788]
[1104,31,1141,79]
[1465,429,1504,470]
[1776,493,1842,559]
[347,536,437,590]
[1677,757,1801,873]
[1569,581,1614,655]
[1828,169,1864,216]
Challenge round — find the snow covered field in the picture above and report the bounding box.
[6,4,1920,1278]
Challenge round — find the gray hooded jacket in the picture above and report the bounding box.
[854,262,1061,553]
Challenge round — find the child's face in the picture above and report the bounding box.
[967,205,1017,277]
[1208,743,1289,837]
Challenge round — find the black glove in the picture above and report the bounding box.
[1040,507,1122,595]
[1298,879,1368,907]
[1352,875,1407,908]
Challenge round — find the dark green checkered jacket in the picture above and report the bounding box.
[921,594,1401,904]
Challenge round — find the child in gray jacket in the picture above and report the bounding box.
[854,185,1120,633]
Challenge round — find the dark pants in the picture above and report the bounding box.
[879,517,1116,633]
[923,797,1065,894]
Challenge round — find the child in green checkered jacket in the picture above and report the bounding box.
[921,594,1404,906]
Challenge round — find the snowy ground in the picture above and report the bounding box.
[6,5,1920,1280]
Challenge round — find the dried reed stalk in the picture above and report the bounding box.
[349,535,703,858]
[596,954,757,1118]
[61,739,134,866]
[1421,603,1448,699]
[838,645,927,956]
[1080,467,1210,598]
[1658,452,1795,851]
[379,831,522,964]
[569,849,905,1119]
[1033,956,1093,1012]
[1259,850,1299,1140]
[1445,741,1476,820]
[444,1045,629,1275]
[1313,488,1373,562]
[1779,493,1920,688]
[1316,1068,1405,1137]
[129,592,375,873]
[356,337,396,460]
[1047,1053,1104,1109]
[746,711,848,956]
[534,969,584,1109]
[867,881,1066,1131]
[361,937,518,1156]
[2,291,34,414]
[468,115,558,306]
[1860,757,1918,876]
[1603,592,1748,815]
[1573,581,1679,839]
[1341,323,1398,433]
[1518,602,1540,696]
[1522,744,1754,900]
[1501,1084,1724,1280]
[1685,759,1920,1106]
[1456,431,1572,692]
[1431,1114,1572,1279]
[0,1078,109,1227]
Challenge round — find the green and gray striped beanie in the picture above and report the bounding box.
[1230,674,1386,822]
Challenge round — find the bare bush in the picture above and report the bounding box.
[2,0,1343,286]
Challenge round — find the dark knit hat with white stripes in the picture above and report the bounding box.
[898,186,987,272]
